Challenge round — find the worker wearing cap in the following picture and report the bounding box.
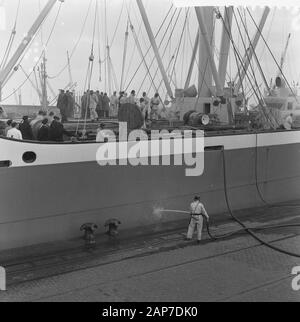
[186,196,209,243]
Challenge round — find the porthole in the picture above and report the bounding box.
[22,151,37,164]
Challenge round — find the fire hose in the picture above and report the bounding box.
[204,147,300,258]
[203,216,300,241]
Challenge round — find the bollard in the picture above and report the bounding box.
[104,219,121,237]
[80,223,98,247]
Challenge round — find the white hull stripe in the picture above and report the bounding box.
[0,131,300,168]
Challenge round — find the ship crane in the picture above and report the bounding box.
[279,33,291,76]
[0,0,65,101]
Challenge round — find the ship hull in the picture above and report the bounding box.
[0,130,300,250]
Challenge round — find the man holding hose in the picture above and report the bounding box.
[186,196,209,244]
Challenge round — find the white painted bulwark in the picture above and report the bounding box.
[0,130,300,168]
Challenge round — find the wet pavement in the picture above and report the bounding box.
[0,203,300,302]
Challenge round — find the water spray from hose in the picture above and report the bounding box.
[152,207,189,220]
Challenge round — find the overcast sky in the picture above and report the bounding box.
[1,0,300,105]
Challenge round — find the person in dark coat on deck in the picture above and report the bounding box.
[57,89,68,123]
[66,90,75,119]
[19,116,34,140]
[37,118,50,142]
[49,116,69,142]
[81,92,90,120]
[57,89,65,110]
[96,90,103,120]
[103,93,110,118]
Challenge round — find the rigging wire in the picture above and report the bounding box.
[241,8,249,97]
[0,0,21,70]
[156,10,183,91]
[233,8,256,110]
[130,0,151,51]
[128,21,161,99]
[246,7,299,105]
[121,0,143,89]
[47,2,96,106]
[109,0,125,48]
[232,9,277,128]
[110,58,119,92]
[139,7,180,95]
[0,1,63,103]
[237,9,283,128]
[81,0,98,134]
[168,6,173,67]
[120,20,129,92]
[124,4,175,93]
[122,20,143,89]
[96,0,102,83]
[156,14,202,94]
[104,0,108,92]
[237,8,270,96]
[180,8,189,87]
[190,11,217,109]
[220,9,269,117]
[218,11,265,124]
[136,6,178,95]
[124,5,178,92]
[252,8,276,79]
[180,8,217,102]
[168,9,189,93]
[48,0,93,80]
[122,0,140,88]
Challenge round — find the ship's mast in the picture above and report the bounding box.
[184,29,200,90]
[107,46,112,96]
[218,6,233,91]
[67,51,73,87]
[120,22,129,92]
[278,33,291,76]
[41,54,48,110]
[136,0,173,98]
[195,6,223,97]
[0,0,64,101]
[196,7,213,97]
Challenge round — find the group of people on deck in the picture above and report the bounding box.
[80,89,165,123]
[0,88,167,142]
[4,111,68,142]
[81,91,111,121]
[57,89,76,123]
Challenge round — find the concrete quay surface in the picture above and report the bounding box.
[0,203,300,302]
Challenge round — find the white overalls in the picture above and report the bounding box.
[187,201,208,241]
